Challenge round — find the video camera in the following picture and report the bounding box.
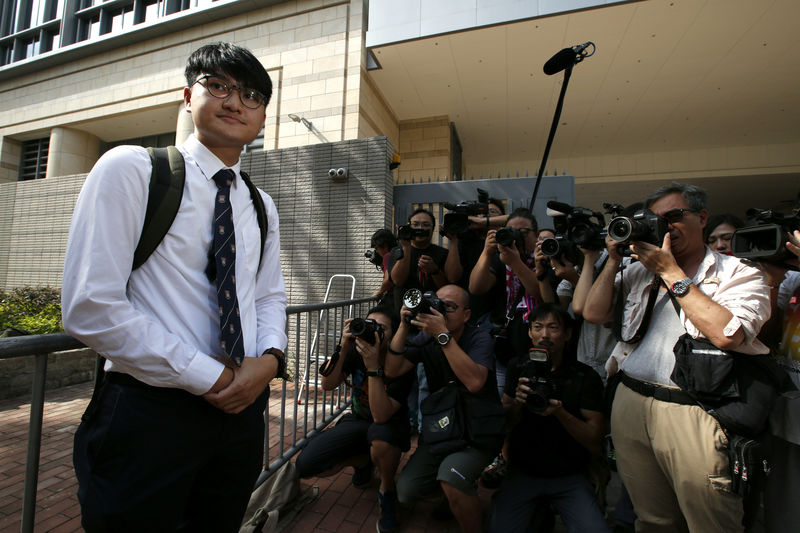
[731,208,800,267]
[440,188,491,236]
[607,208,668,247]
[402,288,447,321]
[349,318,385,345]
[540,201,608,264]
[519,346,559,414]
[397,224,430,241]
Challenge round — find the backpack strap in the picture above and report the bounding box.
[240,170,268,270]
[133,146,185,270]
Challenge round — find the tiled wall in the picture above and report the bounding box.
[0,138,395,309]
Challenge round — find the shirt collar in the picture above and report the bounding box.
[179,134,242,185]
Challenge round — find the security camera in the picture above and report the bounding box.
[328,168,348,179]
[328,168,337,177]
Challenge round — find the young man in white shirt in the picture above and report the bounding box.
[63,42,287,532]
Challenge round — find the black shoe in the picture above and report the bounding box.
[352,462,373,489]
[376,490,398,532]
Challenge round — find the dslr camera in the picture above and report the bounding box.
[519,346,558,414]
[732,208,800,267]
[349,318,385,345]
[547,201,607,251]
[440,188,491,236]
[607,208,668,246]
[364,249,382,268]
[402,288,447,321]
[495,226,525,248]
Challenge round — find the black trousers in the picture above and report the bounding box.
[73,373,268,533]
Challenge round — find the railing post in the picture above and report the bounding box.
[20,352,48,533]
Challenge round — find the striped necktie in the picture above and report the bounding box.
[211,168,244,366]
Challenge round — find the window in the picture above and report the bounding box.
[101,131,175,154]
[19,137,49,181]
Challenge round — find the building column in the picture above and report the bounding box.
[46,127,100,178]
[175,101,194,145]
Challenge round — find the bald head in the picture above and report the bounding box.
[437,284,469,307]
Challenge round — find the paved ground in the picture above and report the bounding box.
[0,381,625,533]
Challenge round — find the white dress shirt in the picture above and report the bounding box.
[605,247,771,378]
[62,135,287,395]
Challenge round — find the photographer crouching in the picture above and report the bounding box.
[294,306,413,533]
[487,303,608,533]
[386,285,504,533]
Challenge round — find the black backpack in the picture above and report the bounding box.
[133,146,268,271]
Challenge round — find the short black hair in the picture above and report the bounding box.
[529,303,573,331]
[409,208,436,226]
[370,229,397,250]
[185,42,272,106]
[507,207,538,234]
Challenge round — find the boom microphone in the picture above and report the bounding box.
[543,42,594,75]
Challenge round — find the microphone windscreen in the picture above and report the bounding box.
[543,48,576,75]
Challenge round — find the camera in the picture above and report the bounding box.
[440,188,491,236]
[349,318,385,345]
[539,234,583,266]
[402,288,447,321]
[607,209,668,246]
[547,201,607,251]
[518,346,558,414]
[397,224,430,241]
[731,208,800,266]
[364,249,382,268]
[496,227,523,248]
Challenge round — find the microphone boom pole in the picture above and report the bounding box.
[528,64,573,212]
[529,42,594,212]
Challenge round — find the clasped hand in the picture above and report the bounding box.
[203,355,277,414]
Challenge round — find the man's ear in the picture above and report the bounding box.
[697,209,708,229]
[183,87,192,112]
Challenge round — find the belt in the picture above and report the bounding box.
[105,371,162,391]
[620,372,697,406]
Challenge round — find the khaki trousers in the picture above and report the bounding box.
[611,383,744,533]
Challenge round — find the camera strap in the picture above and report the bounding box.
[613,273,662,344]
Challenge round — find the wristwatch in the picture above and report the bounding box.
[436,332,452,346]
[365,366,385,378]
[264,347,289,380]
[670,277,693,297]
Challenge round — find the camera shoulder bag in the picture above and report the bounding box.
[666,291,783,438]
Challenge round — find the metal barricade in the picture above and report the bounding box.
[0,296,376,533]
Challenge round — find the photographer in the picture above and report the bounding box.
[757,229,800,533]
[444,198,506,318]
[386,285,501,533]
[583,182,771,531]
[387,209,449,312]
[294,306,412,533]
[368,228,398,302]
[469,208,543,389]
[487,304,608,533]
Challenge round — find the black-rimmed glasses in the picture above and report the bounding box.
[193,75,266,109]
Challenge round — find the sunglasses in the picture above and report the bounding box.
[661,208,698,225]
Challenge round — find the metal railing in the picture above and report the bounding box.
[0,296,376,533]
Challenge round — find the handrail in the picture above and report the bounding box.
[0,295,376,533]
